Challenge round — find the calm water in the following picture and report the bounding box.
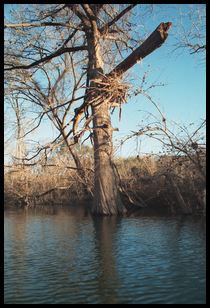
[4,207,206,304]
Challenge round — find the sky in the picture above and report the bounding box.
[4,4,206,160]
[111,4,206,157]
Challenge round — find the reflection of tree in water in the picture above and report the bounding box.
[4,210,31,301]
[92,216,122,304]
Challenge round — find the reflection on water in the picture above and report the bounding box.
[4,207,206,304]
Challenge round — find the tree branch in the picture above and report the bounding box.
[100,4,137,34]
[89,4,104,16]
[81,4,96,21]
[4,22,74,29]
[65,4,90,28]
[5,45,87,71]
[109,22,172,77]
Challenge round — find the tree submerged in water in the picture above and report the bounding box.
[4,4,172,215]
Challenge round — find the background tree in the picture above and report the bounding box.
[174,4,206,61]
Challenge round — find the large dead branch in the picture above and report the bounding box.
[109,22,172,76]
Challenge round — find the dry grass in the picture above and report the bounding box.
[115,154,206,215]
[4,154,94,208]
[4,153,206,215]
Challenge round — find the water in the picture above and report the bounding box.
[4,207,206,304]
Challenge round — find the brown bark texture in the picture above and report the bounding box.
[85,27,126,215]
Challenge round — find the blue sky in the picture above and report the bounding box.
[112,4,206,156]
[112,37,206,156]
[4,4,206,159]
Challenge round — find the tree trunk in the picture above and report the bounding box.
[86,30,126,215]
[91,99,126,215]
[166,174,192,214]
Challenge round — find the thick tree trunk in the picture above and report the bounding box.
[91,99,126,215]
[85,29,126,215]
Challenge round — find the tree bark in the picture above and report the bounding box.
[91,99,126,215]
[85,28,126,215]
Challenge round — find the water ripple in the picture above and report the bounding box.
[4,210,206,304]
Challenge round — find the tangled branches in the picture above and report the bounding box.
[72,72,130,142]
[93,72,130,109]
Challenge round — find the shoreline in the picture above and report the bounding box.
[4,198,205,217]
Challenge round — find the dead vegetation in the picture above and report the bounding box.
[4,149,94,208]
[4,150,206,216]
[115,153,206,216]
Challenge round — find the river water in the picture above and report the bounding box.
[4,207,206,304]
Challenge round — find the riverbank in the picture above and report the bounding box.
[4,155,206,216]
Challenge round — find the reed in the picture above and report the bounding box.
[4,153,206,215]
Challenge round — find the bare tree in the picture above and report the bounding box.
[174,4,206,61]
[121,113,206,213]
[4,4,171,215]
